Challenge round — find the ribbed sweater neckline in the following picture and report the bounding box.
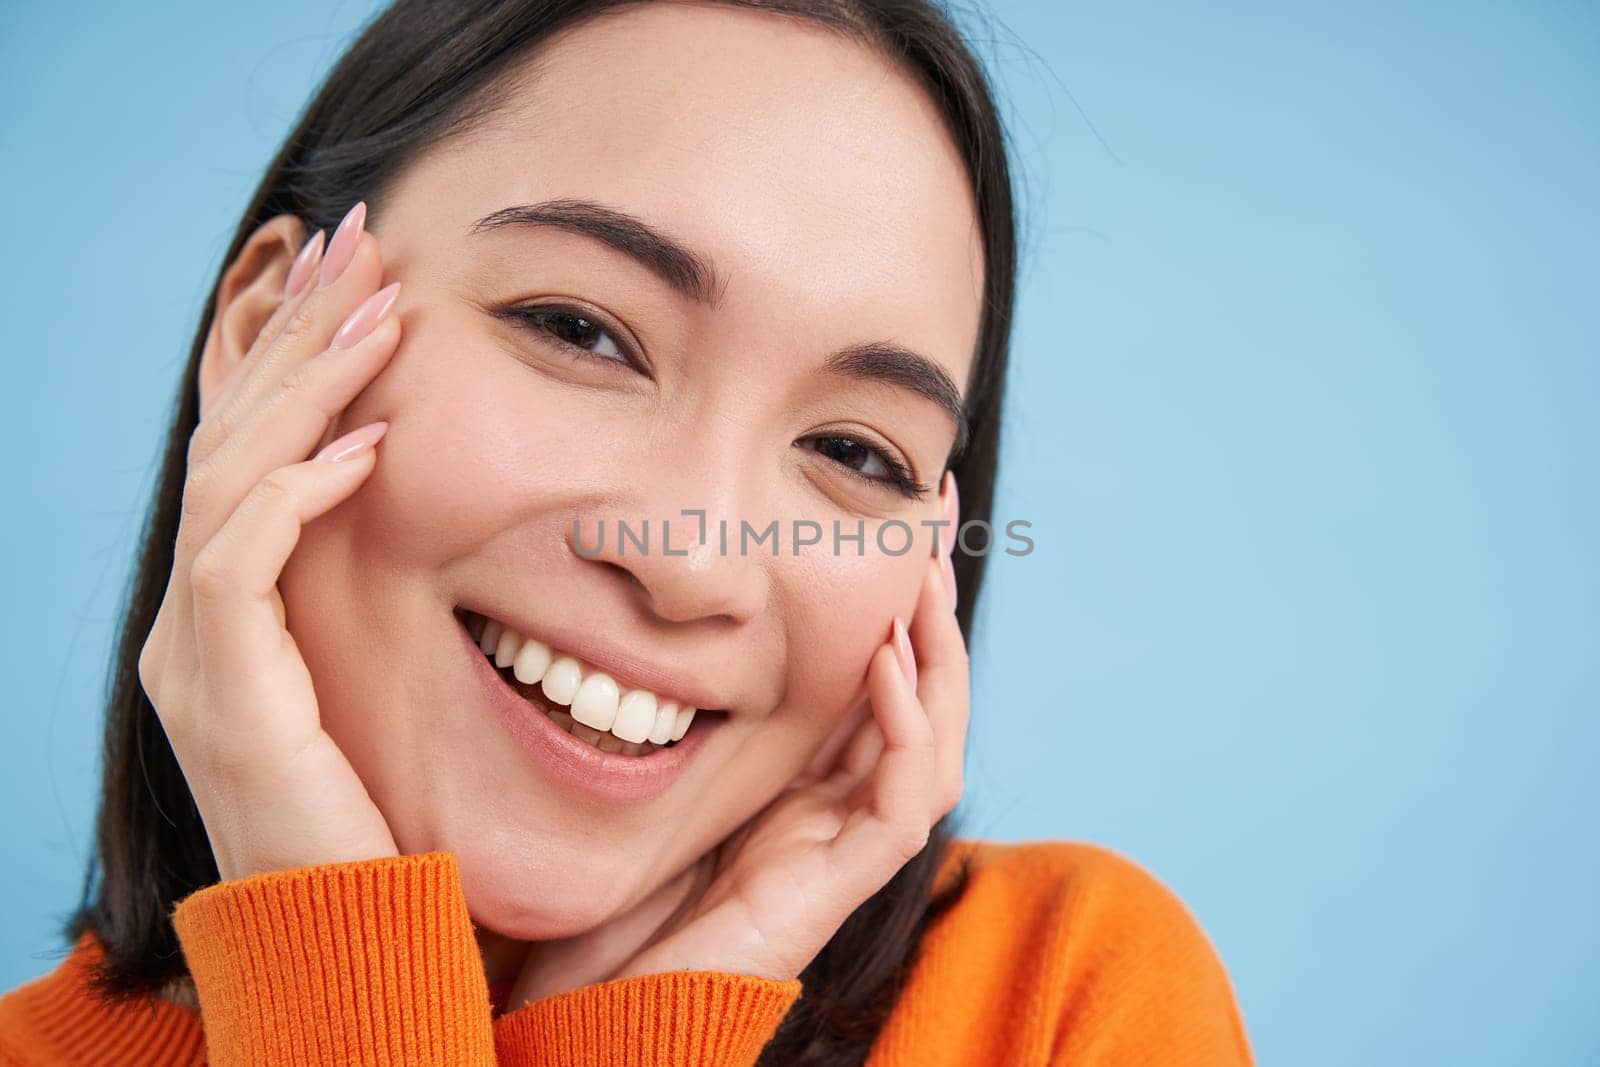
[12,932,206,1065]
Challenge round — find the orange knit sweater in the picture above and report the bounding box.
[0,839,1253,1064]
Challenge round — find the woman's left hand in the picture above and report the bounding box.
[504,550,967,1007]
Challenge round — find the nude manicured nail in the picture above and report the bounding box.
[284,229,326,298]
[315,420,388,462]
[317,201,367,288]
[891,616,917,689]
[940,471,959,610]
[329,283,401,350]
[940,471,959,559]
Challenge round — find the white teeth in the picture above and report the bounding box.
[613,690,658,744]
[541,656,582,705]
[469,612,713,753]
[494,627,521,669]
[513,638,553,685]
[478,618,504,656]
[571,672,620,732]
[647,700,679,745]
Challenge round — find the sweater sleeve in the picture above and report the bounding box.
[492,969,803,1066]
[171,851,496,1066]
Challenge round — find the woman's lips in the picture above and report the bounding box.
[456,610,726,803]
[463,607,718,746]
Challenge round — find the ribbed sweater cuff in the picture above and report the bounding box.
[494,969,803,1065]
[171,851,494,1066]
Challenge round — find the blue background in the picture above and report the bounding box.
[2,2,1595,1062]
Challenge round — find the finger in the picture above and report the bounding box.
[201,226,326,422]
[833,555,967,793]
[259,223,329,342]
[193,204,382,464]
[791,695,873,791]
[178,283,401,562]
[908,554,970,817]
[833,699,885,786]
[205,205,365,425]
[824,635,937,887]
[186,424,387,740]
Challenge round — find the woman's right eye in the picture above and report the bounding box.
[502,304,642,372]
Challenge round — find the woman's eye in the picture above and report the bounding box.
[507,306,633,367]
[799,435,925,499]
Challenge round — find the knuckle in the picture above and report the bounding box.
[136,638,161,699]
[175,520,210,564]
[183,449,216,495]
[189,542,233,600]
[276,359,319,398]
[903,821,933,857]
[276,295,322,348]
[187,420,223,465]
[271,361,342,425]
[180,461,216,525]
[252,473,294,510]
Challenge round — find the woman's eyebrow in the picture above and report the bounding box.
[824,342,969,455]
[469,199,969,450]
[469,199,725,308]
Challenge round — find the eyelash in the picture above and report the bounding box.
[797,436,927,499]
[504,304,642,370]
[503,303,927,499]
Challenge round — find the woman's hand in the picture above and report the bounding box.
[137,202,405,882]
[504,545,969,1007]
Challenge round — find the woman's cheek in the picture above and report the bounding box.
[778,532,924,729]
[343,330,617,565]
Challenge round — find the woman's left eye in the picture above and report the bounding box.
[799,435,925,498]
[505,305,635,368]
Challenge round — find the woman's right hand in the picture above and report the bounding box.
[138,201,404,882]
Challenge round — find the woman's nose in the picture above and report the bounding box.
[566,508,769,625]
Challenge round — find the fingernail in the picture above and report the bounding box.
[318,201,367,289]
[940,471,959,560]
[939,471,959,610]
[315,420,388,462]
[329,282,401,350]
[284,229,326,298]
[891,616,917,689]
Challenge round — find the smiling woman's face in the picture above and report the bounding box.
[273,3,983,939]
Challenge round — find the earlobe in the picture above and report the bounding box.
[195,213,314,417]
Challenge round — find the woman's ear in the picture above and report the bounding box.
[196,213,314,418]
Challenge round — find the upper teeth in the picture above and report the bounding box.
[474,615,697,745]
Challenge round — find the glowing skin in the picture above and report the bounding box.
[200,5,982,987]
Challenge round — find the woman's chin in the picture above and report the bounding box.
[449,839,644,940]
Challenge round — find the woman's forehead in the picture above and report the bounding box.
[394,3,984,393]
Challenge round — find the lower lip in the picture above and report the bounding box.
[456,612,724,804]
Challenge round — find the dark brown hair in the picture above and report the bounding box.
[65,1,1017,1062]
